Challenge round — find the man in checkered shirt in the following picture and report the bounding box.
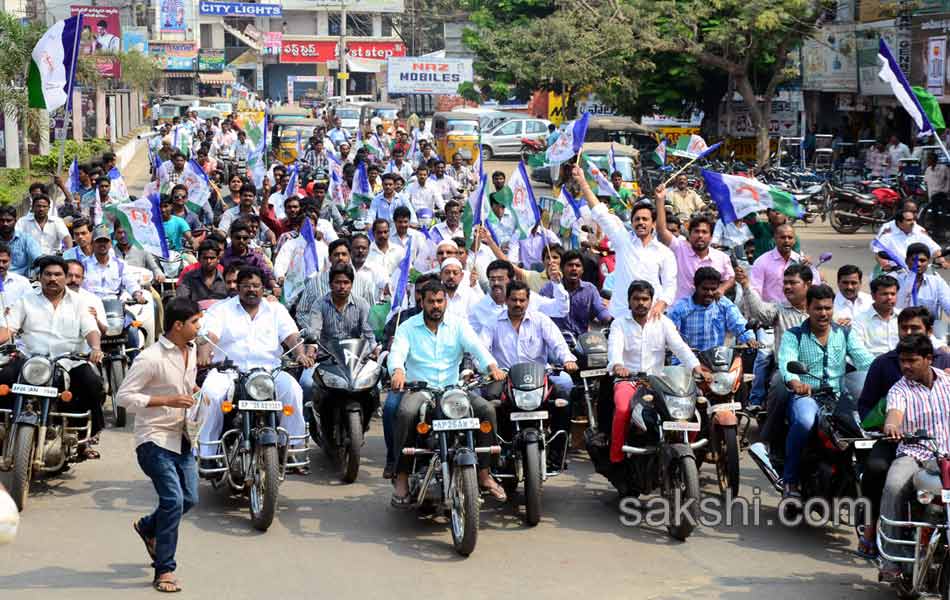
[878,334,950,577]
[666,266,759,361]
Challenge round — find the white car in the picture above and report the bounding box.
[480,117,551,160]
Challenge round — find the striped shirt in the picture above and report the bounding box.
[887,368,950,462]
[295,269,378,328]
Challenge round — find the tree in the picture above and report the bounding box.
[117,51,162,93]
[569,0,830,165]
[0,12,43,167]
[464,5,654,117]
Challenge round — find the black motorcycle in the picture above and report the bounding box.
[101,298,146,428]
[305,338,381,483]
[0,349,93,510]
[563,330,608,434]
[400,377,498,556]
[587,366,706,540]
[491,362,569,526]
[197,338,310,532]
[748,361,868,519]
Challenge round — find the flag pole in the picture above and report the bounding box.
[54,12,84,189]
[931,131,950,163]
[658,152,706,189]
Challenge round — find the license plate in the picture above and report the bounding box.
[237,400,282,411]
[707,402,742,415]
[12,383,58,398]
[942,490,950,503]
[662,420,700,432]
[432,417,480,431]
[511,410,548,422]
[580,368,607,378]
[853,439,876,450]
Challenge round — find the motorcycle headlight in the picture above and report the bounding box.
[246,372,275,401]
[318,369,349,390]
[710,372,738,396]
[22,357,53,386]
[513,388,543,411]
[105,318,124,337]
[664,395,696,420]
[441,390,471,420]
[352,363,380,391]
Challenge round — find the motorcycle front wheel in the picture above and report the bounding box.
[340,411,362,484]
[449,464,479,556]
[665,456,700,541]
[108,359,127,428]
[716,426,740,498]
[523,441,543,526]
[249,445,280,531]
[10,425,36,511]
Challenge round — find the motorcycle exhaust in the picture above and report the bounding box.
[831,210,886,225]
[748,442,782,492]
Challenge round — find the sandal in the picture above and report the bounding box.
[480,481,507,502]
[133,520,157,561]
[153,577,182,593]
[81,447,101,460]
[390,492,412,509]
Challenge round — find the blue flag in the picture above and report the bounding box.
[389,237,412,321]
[67,158,81,194]
[300,216,319,277]
[879,39,934,137]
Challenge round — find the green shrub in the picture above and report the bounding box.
[31,139,112,174]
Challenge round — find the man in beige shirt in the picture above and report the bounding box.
[667,173,706,218]
[117,297,201,594]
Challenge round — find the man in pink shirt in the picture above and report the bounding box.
[655,197,734,302]
[749,223,819,303]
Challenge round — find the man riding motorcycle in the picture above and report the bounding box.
[197,266,314,474]
[667,266,758,357]
[486,280,578,467]
[776,284,875,498]
[0,255,105,458]
[387,280,507,505]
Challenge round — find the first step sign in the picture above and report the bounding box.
[386,56,473,96]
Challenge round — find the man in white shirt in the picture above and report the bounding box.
[406,165,444,214]
[834,264,873,325]
[874,207,944,271]
[0,256,105,449]
[924,153,950,200]
[0,244,33,312]
[196,267,314,470]
[853,274,900,357]
[429,161,461,205]
[16,194,72,255]
[387,148,415,183]
[391,206,428,270]
[433,200,465,242]
[65,259,107,339]
[440,258,482,319]
[367,218,406,275]
[886,135,910,177]
[600,279,708,467]
[574,165,676,320]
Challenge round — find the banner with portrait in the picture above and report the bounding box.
[71,5,121,77]
[160,0,187,33]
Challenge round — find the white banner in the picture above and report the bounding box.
[928,36,946,96]
[386,56,473,95]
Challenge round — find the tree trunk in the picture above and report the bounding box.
[20,109,29,171]
[733,75,771,167]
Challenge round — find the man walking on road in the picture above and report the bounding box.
[117,298,202,594]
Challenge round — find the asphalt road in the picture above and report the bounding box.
[0,151,889,599]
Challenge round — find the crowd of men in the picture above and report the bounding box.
[2,107,949,592]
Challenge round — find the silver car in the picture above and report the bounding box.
[481,117,551,160]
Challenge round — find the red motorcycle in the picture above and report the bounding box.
[828,182,901,234]
[520,137,546,163]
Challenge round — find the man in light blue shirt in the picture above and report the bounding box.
[367,173,417,225]
[387,280,507,505]
[327,117,349,149]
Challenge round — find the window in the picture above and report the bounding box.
[496,121,522,136]
[200,24,213,49]
[526,120,548,134]
[328,14,341,36]
[381,16,393,37]
[346,13,372,37]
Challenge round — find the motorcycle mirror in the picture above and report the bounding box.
[786,361,808,376]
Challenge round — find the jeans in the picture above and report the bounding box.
[747,329,774,407]
[382,391,402,467]
[135,439,199,577]
[783,394,819,485]
[300,367,315,401]
[880,455,921,569]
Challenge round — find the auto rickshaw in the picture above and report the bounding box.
[432,111,480,162]
[359,102,401,134]
[275,118,322,165]
[585,116,657,154]
[155,96,199,125]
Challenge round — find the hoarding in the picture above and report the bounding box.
[71,5,121,77]
[151,42,198,71]
[198,49,225,72]
[385,56,473,95]
[198,1,282,17]
[802,24,858,92]
[160,0,187,33]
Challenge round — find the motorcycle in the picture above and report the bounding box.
[589,366,706,541]
[747,362,868,519]
[875,431,950,599]
[196,336,311,532]
[305,338,381,483]
[563,330,609,436]
[828,183,900,234]
[695,345,756,497]
[519,137,545,163]
[0,348,93,510]
[100,298,147,428]
[491,363,570,526]
[919,193,950,245]
[399,377,500,556]
[156,250,185,301]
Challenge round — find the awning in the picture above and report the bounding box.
[198,72,236,85]
[163,71,194,78]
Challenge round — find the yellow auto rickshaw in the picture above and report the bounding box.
[276,118,322,165]
[359,102,401,134]
[432,111,480,162]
